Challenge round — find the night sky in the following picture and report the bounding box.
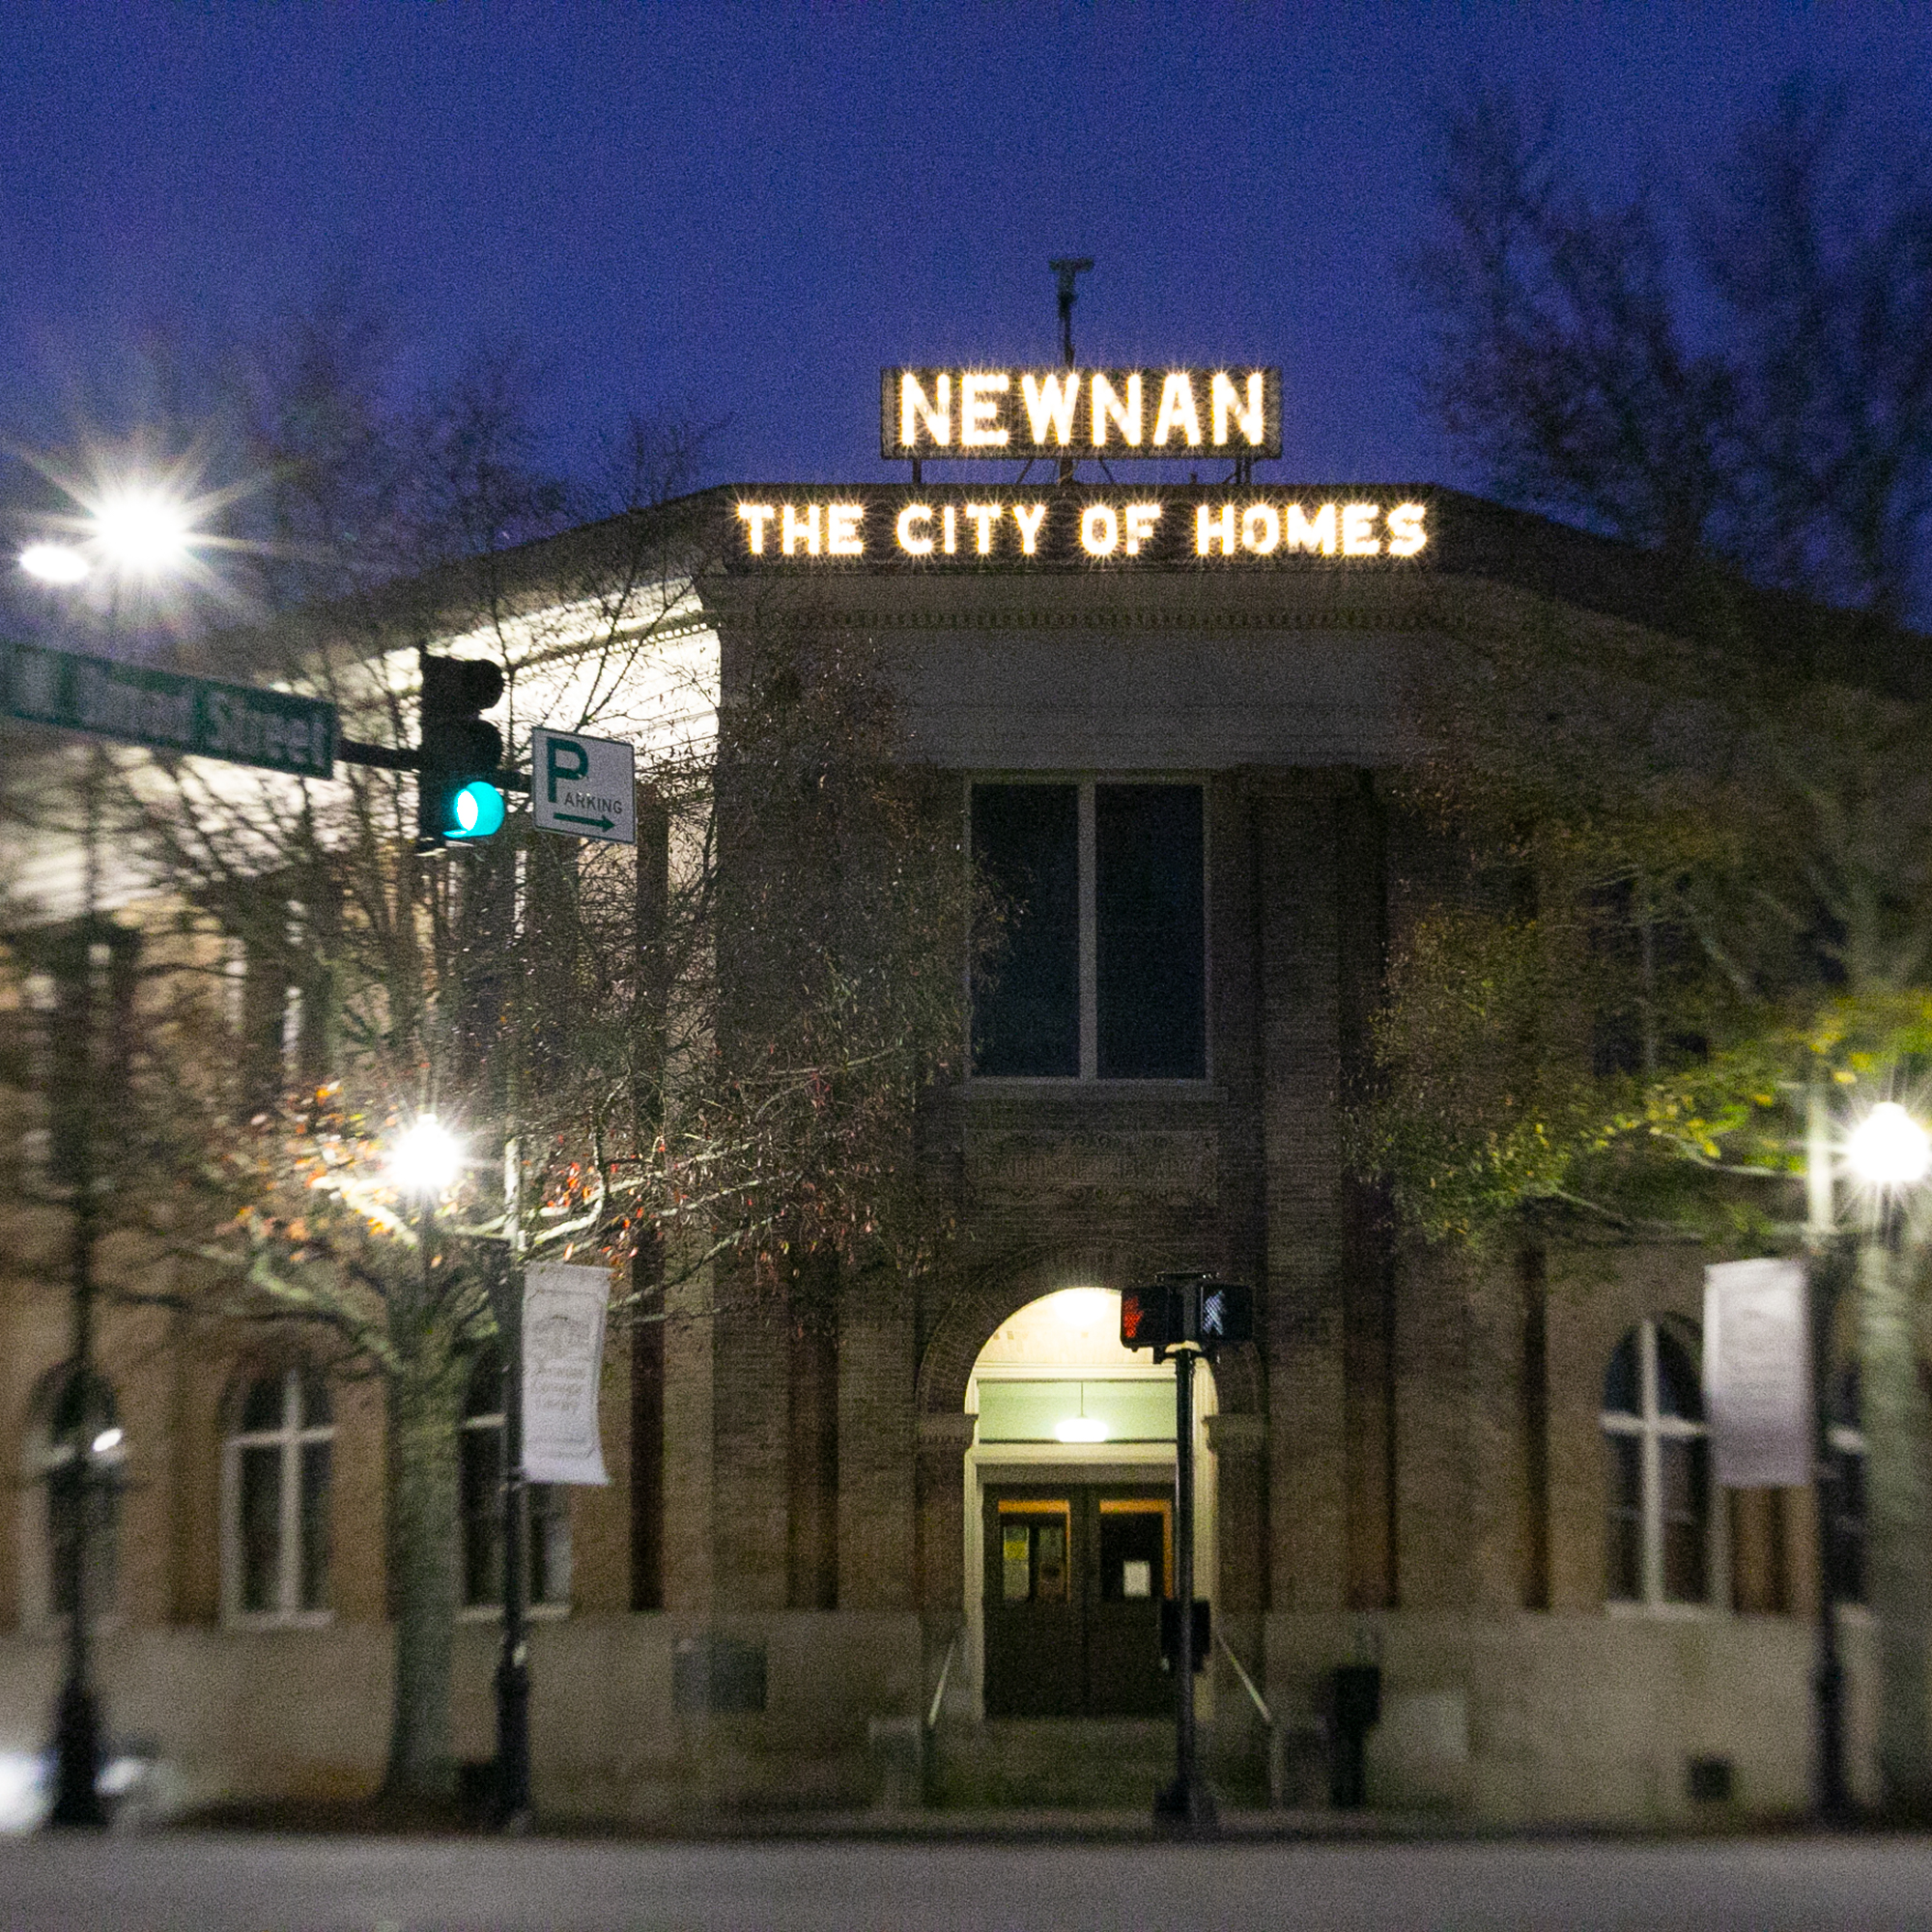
[4,4,1928,497]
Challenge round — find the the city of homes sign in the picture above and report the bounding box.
[731,364,1432,569]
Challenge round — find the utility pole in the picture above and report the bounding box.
[1049,256,1093,485]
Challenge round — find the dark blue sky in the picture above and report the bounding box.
[4,3,1928,494]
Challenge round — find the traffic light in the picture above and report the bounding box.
[417,652,505,848]
[1120,1282,1174,1353]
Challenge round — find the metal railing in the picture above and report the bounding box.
[925,1631,960,1733]
[1214,1627,1273,1731]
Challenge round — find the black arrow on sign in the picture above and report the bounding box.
[554,810,616,833]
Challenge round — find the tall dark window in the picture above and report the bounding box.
[1602,1321,1710,1606]
[225,1368,332,1622]
[972,783,1080,1077]
[971,780,1206,1081]
[1096,784,1205,1078]
[461,1350,571,1610]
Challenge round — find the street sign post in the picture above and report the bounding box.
[2,639,337,779]
[530,727,636,844]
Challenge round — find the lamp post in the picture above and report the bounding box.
[1843,1098,1932,1819]
[1805,1082,1850,1822]
[494,1136,531,1832]
[21,485,195,1830]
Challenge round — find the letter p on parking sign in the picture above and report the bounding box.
[530,727,637,844]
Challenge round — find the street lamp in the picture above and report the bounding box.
[1846,1102,1931,1193]
[389,1116,465,1198]
[1841,1096,1932,1819]
[28,478,198,1831]
[391,1114,531,1828]
[19,543,91,584]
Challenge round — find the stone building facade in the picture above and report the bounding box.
[0,482,1879,1824]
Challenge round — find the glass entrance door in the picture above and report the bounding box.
[983,1484,1174,1718]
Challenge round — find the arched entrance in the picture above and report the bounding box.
[960,1288,1217,1719]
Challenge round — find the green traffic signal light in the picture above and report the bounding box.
[449,780,505,838]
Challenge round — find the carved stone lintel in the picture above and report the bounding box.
[966,1127,1217,1208]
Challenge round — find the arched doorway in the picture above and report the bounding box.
[962,1288,1216,1719]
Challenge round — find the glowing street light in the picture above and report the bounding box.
[88,487,193,575]
[1846,1102,1931,1191]
[18,542,91,584]
[389,1117,465,1198]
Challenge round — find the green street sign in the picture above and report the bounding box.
[2,639,337,779]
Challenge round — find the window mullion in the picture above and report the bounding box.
[1078,782,1097,1080]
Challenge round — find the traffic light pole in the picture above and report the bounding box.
[1155,1339,1215,1834]
[495,1138,532,1831]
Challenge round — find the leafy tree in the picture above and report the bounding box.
[1377,80,1932,1812]
[2,308,979,1806]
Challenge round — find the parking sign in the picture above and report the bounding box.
[530,728,636,845]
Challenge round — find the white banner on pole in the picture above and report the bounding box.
[523,1261,611,1486]
[1703,1258,1814,1489]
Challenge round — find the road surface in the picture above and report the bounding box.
[4,1830,1932,1930]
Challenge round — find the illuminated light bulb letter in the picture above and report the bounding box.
[1091,373,1143,446]
[1210,371,1265,446]
[737,503,777,554]
[781,503,821,556]
[960,373,1010,447]
[1342,503,1381,555]
[827,503,866,555]
[896,504,935,555]
[1123,502,1162,555]
[1241,502,1280,554]
[942,505,958,554]
[1011,502,1048,555]
[900,372,952,448]
[1152,372,1203,447]
[1386,502,1428,557]
[1081,503,1120,555]
[964,503,1003,554]
[1195,503,1236,557]
[1284,503,1337,555]
[1020,372,1080,447]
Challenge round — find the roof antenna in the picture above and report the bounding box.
[1049,256,1093,484]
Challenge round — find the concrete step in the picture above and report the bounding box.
[928,1719,1180,1810]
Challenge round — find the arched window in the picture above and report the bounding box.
[460,1350,571,1611]
[1826,1365,1867,1606]
[224,1368,333,1623]
[25,1366,124,1628]
[1602,1321,1711,1605]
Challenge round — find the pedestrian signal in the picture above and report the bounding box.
[1120,1283,1173,1353]
[1199,1281,1254,1350]
[1120,1275,1255,1357]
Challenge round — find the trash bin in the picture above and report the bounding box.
[1328,1663,1381,1809]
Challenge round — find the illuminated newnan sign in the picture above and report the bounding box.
[730,488,1429,568]
[881,368,1283,460]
